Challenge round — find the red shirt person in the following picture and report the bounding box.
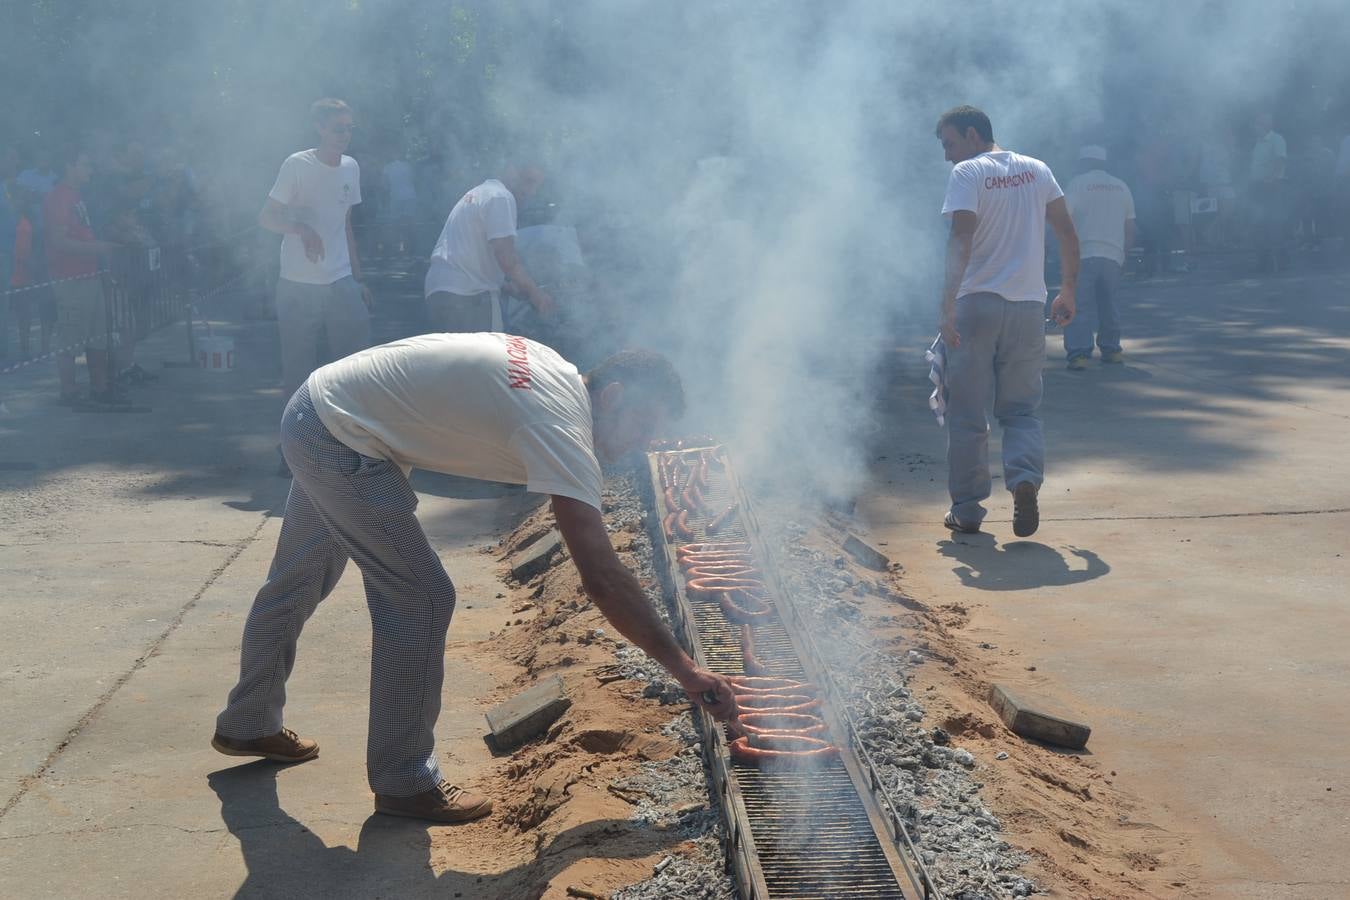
[44,148,117,403]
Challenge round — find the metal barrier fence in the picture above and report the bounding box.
[1,228,259,380]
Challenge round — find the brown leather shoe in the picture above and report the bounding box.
[375,780,493,823]
[211,727,319,763]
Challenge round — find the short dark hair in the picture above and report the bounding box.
[311,97,352,127]
[586,350,685,419]
[936,105,994,143]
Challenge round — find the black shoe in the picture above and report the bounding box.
[1012,482,1039,538]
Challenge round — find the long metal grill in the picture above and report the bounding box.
[644,446,940,900]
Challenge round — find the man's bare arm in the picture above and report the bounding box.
[551,495,737,720]
[258,197,295,235]
[260,196,323,262]
[1046,197,1079,325]
[940,210,977,346]
[490,235,554,316]
[1125,217,1136,254]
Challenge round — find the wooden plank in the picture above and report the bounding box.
[988,684,1091,750]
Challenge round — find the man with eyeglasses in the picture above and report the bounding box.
[259,97,373,475]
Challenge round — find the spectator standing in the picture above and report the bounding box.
[934,105,1079,538]
[257,98,372,404]
[424,165,554,333]
[1248,112,1288,272]
[45,146,119,405]
[1063,146,1136,370]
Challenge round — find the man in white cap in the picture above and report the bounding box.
[1063,145,1135,370]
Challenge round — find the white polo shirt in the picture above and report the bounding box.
[941,150,1063,303]
[309,333,603,509]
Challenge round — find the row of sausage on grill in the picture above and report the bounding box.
[657,449,740,541]
[678,540,837,766]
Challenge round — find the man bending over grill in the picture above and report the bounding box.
[213,334,738,822]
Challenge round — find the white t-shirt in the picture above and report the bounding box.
[382,159,417,220]
[941,150,1063,303]
[309,332,603,509]
[268,150,361,285]
[424,179,517,298]
[1065,169,1136,265]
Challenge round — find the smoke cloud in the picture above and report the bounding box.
[5,0,1349,496]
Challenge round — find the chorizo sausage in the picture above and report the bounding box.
[717,591,774,625]
[674,509,696,541]
[677,541,750,555]
[730,735,838,765]
[740,624,768,676]
[706,502,739,535]
[662,512,677,542]
[732,694,821,714]
[728,675,809,689]
[734,712,828,737]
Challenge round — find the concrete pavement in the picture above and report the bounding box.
[860,258,1350,898]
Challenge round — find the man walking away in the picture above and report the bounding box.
[212,335,738,822]
[258,98,373,405]
[424,164,554,333]
[1063,145,1135,370]
[934,106,1079,538]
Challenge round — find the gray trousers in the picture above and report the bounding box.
[945,293,1045,526]
[1063,256,1122,360]
[276,276,371,396]
[425,290,501,333]
[216,383,455,796]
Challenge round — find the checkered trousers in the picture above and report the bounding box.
[216,382,456,796]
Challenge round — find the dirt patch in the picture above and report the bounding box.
[887,570,1202,898]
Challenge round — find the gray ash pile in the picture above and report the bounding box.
[770,516,1037,900]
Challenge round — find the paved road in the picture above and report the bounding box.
[0,266,535,897]
[861,256,1350,899]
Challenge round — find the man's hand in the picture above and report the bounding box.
[530,288,557,319]
[939,304,960,348]
[676,666,739,722]
[1050,290,1076,326]
[297,223,325,263]
[359,282,374,310]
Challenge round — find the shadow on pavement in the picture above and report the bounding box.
[937,535,1110,591]
[208,762,682,899]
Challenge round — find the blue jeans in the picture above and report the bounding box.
[1063,256,1122,360]
[946,293,1045,526]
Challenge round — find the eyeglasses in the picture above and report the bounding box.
[328,124,357,135]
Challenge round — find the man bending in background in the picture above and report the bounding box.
[934,105,1078,538]
[424,164,554,332]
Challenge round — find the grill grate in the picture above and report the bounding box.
[646,448,936,900]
